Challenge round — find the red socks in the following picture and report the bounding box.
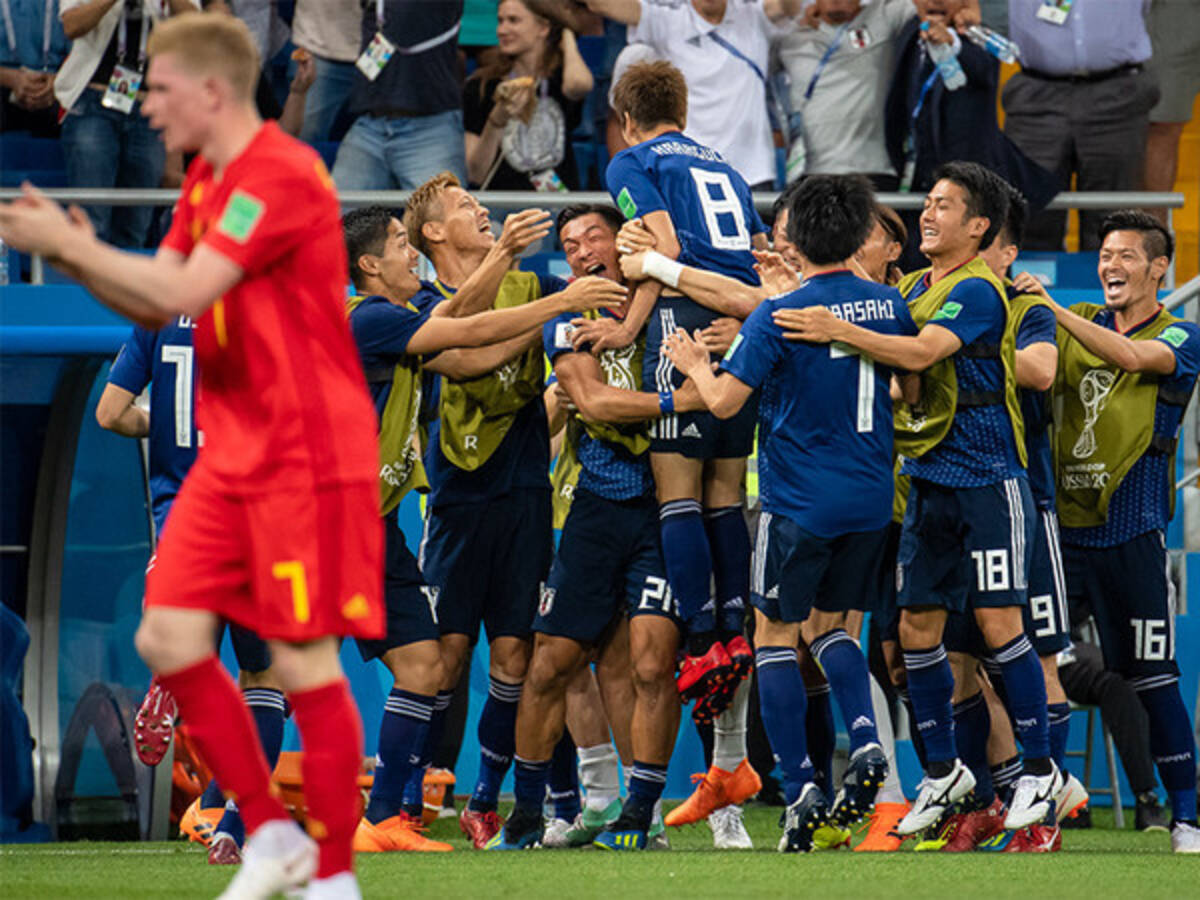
[289,678,364,879]
[157,657,286,833]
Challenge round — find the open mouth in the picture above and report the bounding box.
[1103,275,1127,297]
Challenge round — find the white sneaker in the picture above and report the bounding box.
[1005,763,1063,830]
[217,819,317,900]
[1172,821,1200,853]
[304,872,362,899]
[539,816,573,848]
[896,759,976,835]
[1054,771,1089,822]
[709,804,754,849]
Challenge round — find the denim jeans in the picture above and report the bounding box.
[298,55,357,144]
[331,110,467,190]
[60,89,166,248]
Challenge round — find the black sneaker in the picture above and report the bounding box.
[832,742,888,827]
[1136,792,1170,833]
[778,783,830,853]
[1060,805,1092,829]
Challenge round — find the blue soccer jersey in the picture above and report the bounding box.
[605,131,766,285]
[721,271,918,537]
[901,275,1026,488]
[1063,312,1200,548]
[107,317,199,530]
[1012,294,1058,509]
[347,294,430,418]
[543,310,654,501]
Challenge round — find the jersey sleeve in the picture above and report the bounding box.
[351,300,429,363]
[719,301,783,389]
[543,311,579,364]
[606,150,668,219]
[107,326,154,394]
[1155,321,1200,382]
[893,291,920,336]
[539,273,569,298]
[629,0,673,47]
[199,162,334,274]
[925,278,1001,349]
[1016,303,1057,350]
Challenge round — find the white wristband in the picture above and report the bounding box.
[641,250,683,290]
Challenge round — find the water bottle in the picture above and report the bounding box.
[965,25,1021,64]
[921,21,967,91]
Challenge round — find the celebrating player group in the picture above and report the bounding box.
[1,11,1198,900]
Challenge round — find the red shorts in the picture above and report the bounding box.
[146,465,384,643]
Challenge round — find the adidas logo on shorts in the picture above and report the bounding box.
[765,585,780,599]
[681,423,702,439]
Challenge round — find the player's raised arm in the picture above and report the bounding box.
[775,304,962,372]
[621,249,764,319]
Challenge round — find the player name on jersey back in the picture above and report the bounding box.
[826,296,900,325]
[648,140,726,164]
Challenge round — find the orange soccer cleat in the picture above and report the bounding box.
[353,813,453,852]
[179,797,224,847]
[664,759,762,827]
[853,801,910,852]
[422,768,456,826]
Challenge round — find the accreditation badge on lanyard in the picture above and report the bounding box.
[356,0,395,81]
[1036,0,1073,26]
[101,5,149,114]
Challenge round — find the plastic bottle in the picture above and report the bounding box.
[965,25,1021,64]
[921,21,967,91]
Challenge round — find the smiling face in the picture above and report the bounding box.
[496,0,550,58]
[560,213,621,281]
[141,53,213,153]
[435,186,496,255]
[374,217,422,299]
[919,179,987,260]
[1098,230,1167,313]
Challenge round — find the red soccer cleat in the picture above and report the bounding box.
[677,641,734,703]
[459,807,504,849]
[134,677,178,767]
[1004,823,1062,852]
[942,797,1007,852]
[207,832,242,865]
[725,635,754,683]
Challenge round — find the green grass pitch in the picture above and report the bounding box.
[0,807,1188,899]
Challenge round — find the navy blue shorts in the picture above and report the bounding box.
[751,511,889,624]
[356,513,440,661]
[534,488,681,644]
[1023,508,1070,656]
[897,477,1034,614]
[420,489,552,644]
[876,521,902,643]
[1063,530,1179,681]
[645,294,757,459]
[222,623,271,674]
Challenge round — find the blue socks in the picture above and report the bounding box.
[549,731,581,821]
[903,645,956,768]
[1048,701,1072,770]
[993,634,1051,770]
[897,686,928,768]
[365,688,435,824]
[1134,678,1198,824]
[469,677,523,813]
[805,682,836,803]
[952,692,995,807]
[513,756,551,817]
[625,762,668,830]
[660,499,715,643]
[991,755,1022,807]
[811,629,878,754]
[402,689,451,818]
[704,506,750,638]
[755,646,813,805]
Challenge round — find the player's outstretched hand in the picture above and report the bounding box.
[1011,270,1051,300]
[568,315,624,352]
[0,182,77,258]
[753,249,800,295]
[497,208,553,257]
[663,327,709,376]
[773,305,839,343]
[616,218,655,255]
[560,275,628,312]
[698,317,741,355]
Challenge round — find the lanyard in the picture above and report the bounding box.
[708,31,766,84]
[375,0,384,30]
[117,2,151,67]
[373,0,460,56]
[0,0,15,55]
[803,23,851,103]
[43,0,53,67]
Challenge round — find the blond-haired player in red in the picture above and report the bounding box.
[0,13,381,900]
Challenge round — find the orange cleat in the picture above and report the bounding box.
[853,801,910,852]
[353,813,453,852]
[422,768,456,827]
[664,759,762,827]
[459,807,504,849]
[179,797,223,847]
[942,798,1007,852]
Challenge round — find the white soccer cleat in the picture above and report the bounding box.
[539,816,573,849]
[1005,763,1064,831]
[896,759,976,835]
[1054,771,1089,822]
[217,819,317,900]
[304,872,362,899]
[1172,821,1200,854]
[708,804,754,850]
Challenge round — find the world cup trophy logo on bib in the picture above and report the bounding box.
[1072,368,1117,459]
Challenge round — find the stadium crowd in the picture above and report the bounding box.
[1,2,1200,899]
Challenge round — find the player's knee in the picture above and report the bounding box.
[526,650,573,696]
[632,648,674,690]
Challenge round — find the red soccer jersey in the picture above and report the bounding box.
[161,121,376,491]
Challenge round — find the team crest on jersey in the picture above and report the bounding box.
[539,583,556,617]
[849,27,871,48]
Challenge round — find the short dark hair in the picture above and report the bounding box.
[611,60,687,132]
[1098,209,1174,264]
[343,205,394,290]
[874,202,907,248]
[931,160,1008,250]
[556,203,624,237]
[772,180,804,225]
[984,180,1027,251]
[785,174,876,265]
